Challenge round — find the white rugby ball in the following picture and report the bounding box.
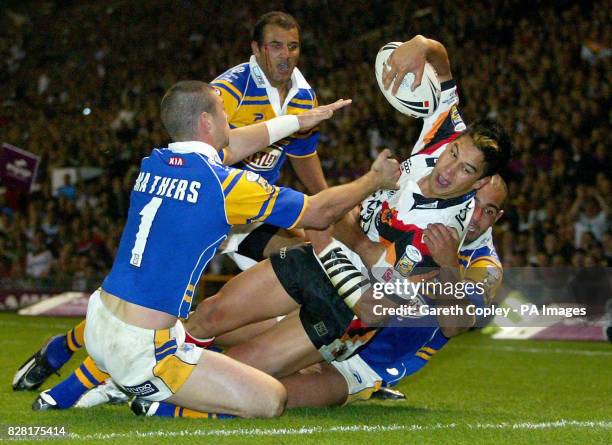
[375,42,441,118]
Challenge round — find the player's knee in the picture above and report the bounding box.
[237,375,286,419]
[249,379,286,418]
[262,381,287,418]
[192,297,223,332]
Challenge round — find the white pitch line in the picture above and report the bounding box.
[454,344,612,357]
[57,419,611,441]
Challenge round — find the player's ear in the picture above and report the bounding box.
[198,111,212,135]
[251,41,260,57]
[473,175,491,191]
[495,209,505,223]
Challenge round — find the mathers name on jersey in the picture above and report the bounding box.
[133,171,200,203]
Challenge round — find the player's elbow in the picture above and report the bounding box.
[297,200,334,230]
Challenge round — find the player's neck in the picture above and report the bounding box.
[274,82,290,104]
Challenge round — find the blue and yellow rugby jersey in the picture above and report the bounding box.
[211,56,319,184]
[458,227,503,311]
[358,230,503,385]
[102,141,306,318]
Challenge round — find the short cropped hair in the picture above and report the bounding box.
[160,81,216,141]
[252,11,300,46]
[463,119,512,178]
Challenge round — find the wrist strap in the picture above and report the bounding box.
[265,115,300,144]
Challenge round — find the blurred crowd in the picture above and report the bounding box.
[0,0,610,289]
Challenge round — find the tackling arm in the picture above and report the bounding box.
[296,149,400,230]
[223,99,351,166]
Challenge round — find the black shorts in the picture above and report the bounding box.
[236,223,280,262]
[269,243,357,359]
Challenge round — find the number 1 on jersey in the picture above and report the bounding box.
[130,197,163,267]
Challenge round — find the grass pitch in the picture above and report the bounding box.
[1,312,610,444]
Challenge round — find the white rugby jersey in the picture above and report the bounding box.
[357,79,474,281]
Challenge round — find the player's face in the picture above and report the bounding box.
[465,184,505,243]
[429,135,488,198]
[210,88,230,148]
[252,25,300,87]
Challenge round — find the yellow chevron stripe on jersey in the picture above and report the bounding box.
[213,80,243,121]
[415,351,431,361]
[243,95,269,101]
[421,347,437,355]
[255,187,280,222]
[213,79,243,101]
[221,169,242,191]
[290,97,315,106]
[224,173,276,225]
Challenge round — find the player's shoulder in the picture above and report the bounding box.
[213,61,250,84]
[212,62,251,96]
[462,233,502,271]
[206,159,242,183]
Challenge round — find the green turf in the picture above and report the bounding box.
[1,312,610,444]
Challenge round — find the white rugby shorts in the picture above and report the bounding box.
[331,354,383,404]
[84,290,202,401]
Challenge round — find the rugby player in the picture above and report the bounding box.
[12,96,350,395]
[212,11,330,269]
[280,176,507,407]
[20,80,401,418]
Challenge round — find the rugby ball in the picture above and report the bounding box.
[375,42,441,118]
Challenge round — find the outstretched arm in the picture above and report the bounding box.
[223,99,352,166]
[297,149,400,230]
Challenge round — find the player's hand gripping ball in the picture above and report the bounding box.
[375,42,441,118]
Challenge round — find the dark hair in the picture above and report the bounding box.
[463,118,512,178]
[252,11,300,46]
[160,81,216,141]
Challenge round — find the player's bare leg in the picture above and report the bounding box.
[186,259,298,339]
[165,349,286,418]
[225,312,322,378]
[262,228,305,258]
[280,363,348,408]
[214,317,281,349]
